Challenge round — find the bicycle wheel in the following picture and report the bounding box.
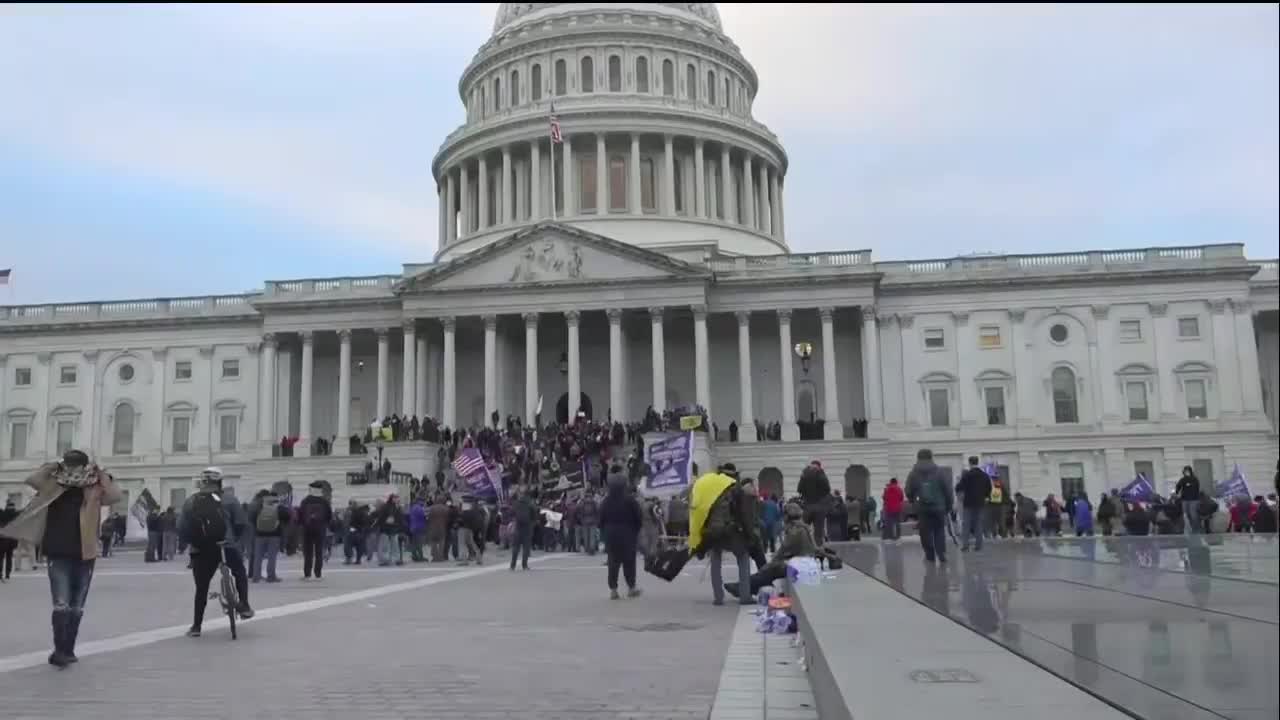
[220,569,238,640]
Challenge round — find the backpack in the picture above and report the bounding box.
[303,500,328,531]
[187,493,228,547]
[256,500,281,534]
[700,485,742,548]
[918,474,947,513]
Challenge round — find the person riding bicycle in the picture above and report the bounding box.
[178,467,253,637]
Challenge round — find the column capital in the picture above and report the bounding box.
[198,345,215,358]
[300,330,314,345]
[523,312,539,328]
[375,327,390,340]
[1008,309,1026,323]
[735,310,751,326]
[1091,304,1110,320]
[1229,297,1251,313]
[36,351,52,364]
[818,307,835,322]
[1148,301,1169,318]
[401,320,416,334]
[564,310,580,327]
[952,311,970,326]
[860,305,877,321]
[337,328,352,342]
[776,308,793,324]
[483,315,498,331]
[898,313,915,329]
[440,316,457,332]
[648,306,665,322]
[84,349,102,362]
[263,332,277,348]
[691,305,708,320]
[606,308,623,324]
[245,341,261,354]
[1208,299,1228,315]
[878,313,896,326]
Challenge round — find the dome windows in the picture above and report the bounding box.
[707,69,716,105]
[636,56,649,93]
[685,63,697,101]
[510,69,520,107]
[662,59,674,97]
[608,55,621,92]
[580,56,594,93]
[555,59,567,96]
[531,64,543,101]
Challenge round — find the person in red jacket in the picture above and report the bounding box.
[882,478,905,541]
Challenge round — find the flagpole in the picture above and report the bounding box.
[550,127,557,221]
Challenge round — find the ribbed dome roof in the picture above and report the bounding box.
[493,3,723,34]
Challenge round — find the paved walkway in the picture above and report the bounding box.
[0,550,749,719]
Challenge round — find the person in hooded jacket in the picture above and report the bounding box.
[509,487,538,571]
[724,502,816,601]
[905,449,954,564]
[796,462,832,545]
[599,474,643,600]
[298,481,333,580]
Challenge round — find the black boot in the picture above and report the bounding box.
[48,610,70,668]
[64,611,82,663]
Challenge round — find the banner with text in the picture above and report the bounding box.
[643,431,694,497]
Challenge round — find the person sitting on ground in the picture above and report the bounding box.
[724,502,816,601]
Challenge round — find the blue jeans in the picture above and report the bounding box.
[961,506,984,550]
[48,557,95,612]
[577,525,598,555]
[709,548,753,604]
[1182,501,1200,535]
[919,511,948,562]
[252,536,281,580]
[378,533,403,565]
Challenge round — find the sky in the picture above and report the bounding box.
[1,3,1276,305]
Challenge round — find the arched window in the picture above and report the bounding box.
[478,85,486,117]
[1051,367,1079,424]
[609,155,627,210]
[580,56,594,93]
[554,59,567,96]
[635,56,649,93]
[510,69,520,107]
[531,64,543,101]
[608,55,621,92]
[493,77,501,111]
[113,403,135,455]
[662,59,674,97]
[706,69,717,105]
[724,77,730,108]
[686,64,697,101]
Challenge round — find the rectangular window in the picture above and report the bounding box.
[928,388,950,427]
[1177,317,1200,339]
[608,156,627,211]
[219,415,238,452]
[923,329,945,349]
[1192,459,1214,488]
[59,366,77,385]
[175,361,193,380]
[984,386,1006,425]
[640,157,656,211]
[15,367,32,386]
[172,417,190,453]
[1126,381,1148,421]
[978,326,1001,348]
[1119,319,1142,341]
[55,420,74,456]
[1059,465,1085,501]
[10,422,27,459]
[1185,379,1208,419]
[169,488,188,508]
[578,153,597,212]
[221,359,239,379]
[1133,461,1155,481]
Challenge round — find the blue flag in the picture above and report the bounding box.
[1120,473,1155,502]
[1215,464,1250,499]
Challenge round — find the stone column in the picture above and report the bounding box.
[742,153,755,229]
[1232,299,1264,417]
[150,348,166,457]
[819,307,842,439]
[459,162,470,237]
[437,183,447,251]
[566,310,581,426]
[860,306,883,436]
[777,309,799,441]
[720,145,735,223]
[663,135,676,215]
[768,170,781,239]
[298,331,314,456]
[1209,300,1242,415]
[478,155,490,230]
[776,178,785,238]
[736,311,756,442]
[1091,305,1117,421]
[693,139,706,218]
[375,328,389,421]
[707,157,719,220]
[562,136,575,216]
[596,133,607,213]
[442,317,457,429]
[446,170,458,244]
[336,329,351,455]
[693,306,711,419]
[524,313,539,425]
[1150,302,1177,419]
[415,333,428,421]
[608,309,624,423]
[483,315,497,424]
[401,321,416,417]
[629,133,642,214]
[529,141,542,221]
[650,307,666,411]
[260,333,277,442]
[502,146,513,224]
[758,163,771,234]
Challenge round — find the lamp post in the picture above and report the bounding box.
[794,341,813,374]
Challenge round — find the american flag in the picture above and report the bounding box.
[452,447,485,478]
[0,268,10,285]
[549,104,562,144]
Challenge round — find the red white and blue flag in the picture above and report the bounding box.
[452,447,485,478]
[549,104,562,144]
[0,268,11,285]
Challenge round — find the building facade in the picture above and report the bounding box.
[2,2,1278,507]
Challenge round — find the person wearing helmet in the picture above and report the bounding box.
[724,501,817,602]
[178,468,253,637]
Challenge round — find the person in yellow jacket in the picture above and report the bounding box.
[689,465,755,606]
[986,480,1006,539]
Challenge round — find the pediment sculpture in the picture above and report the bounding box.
[509,240,585,283]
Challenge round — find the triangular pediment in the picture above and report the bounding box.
[398,222,709,293]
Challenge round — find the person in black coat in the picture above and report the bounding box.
[599,474,643,600]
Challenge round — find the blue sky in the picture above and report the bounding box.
[1,3,1276,305]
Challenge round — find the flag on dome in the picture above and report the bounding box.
[549,103,562,144]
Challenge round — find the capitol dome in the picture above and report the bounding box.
[432,1,788,261]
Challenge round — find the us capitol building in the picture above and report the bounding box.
[2,2,1277,507]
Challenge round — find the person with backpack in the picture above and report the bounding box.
[796,461,832,545]
[178,467,253,638]
[249,490,289,583]
[905,449,954,564]
[298,481,332,580]
[956,456,991,552]
[509,487,538,571]
[690,466,755,606]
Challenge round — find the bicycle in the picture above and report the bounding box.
[208,541,240,639]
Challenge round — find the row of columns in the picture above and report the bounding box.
[438,133,785,245]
